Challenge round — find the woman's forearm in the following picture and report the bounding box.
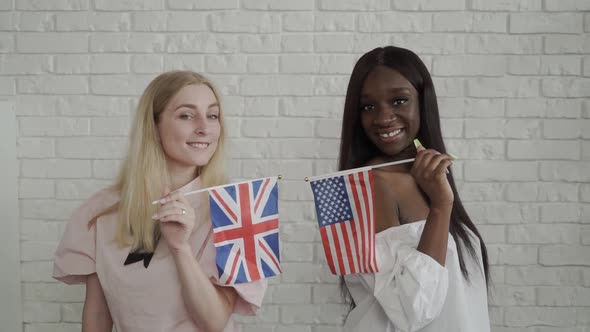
[172,244,236,332]
[82,274,113,332]
[416,205,452,266]
[82,315,112,332]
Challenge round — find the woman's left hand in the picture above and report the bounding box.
[153,188,195,253]
[411,146,455,209]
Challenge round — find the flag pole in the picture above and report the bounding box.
[304,139,457,182]
[151,175,282,205]
[304,158,416,182]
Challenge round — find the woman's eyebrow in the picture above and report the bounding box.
[361,87,412,99]
[388,87,412,93]
[174,104,197,111]
[175,103,219,111]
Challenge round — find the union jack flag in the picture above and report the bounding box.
[309,168,378,275]
[209,177,282,285]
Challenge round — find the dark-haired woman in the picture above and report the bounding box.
[339,46,490,332]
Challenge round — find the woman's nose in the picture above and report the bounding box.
[193,114,209,135]
[374,107,397,125]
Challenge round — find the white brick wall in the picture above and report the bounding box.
[3,0,588,331]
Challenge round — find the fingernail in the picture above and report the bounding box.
[151,214,157,219]
[413,139,423,148]
[450,153,459,160]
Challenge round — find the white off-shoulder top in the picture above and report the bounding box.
[344,220,490,332]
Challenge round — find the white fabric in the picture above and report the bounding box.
[344,220,490,332]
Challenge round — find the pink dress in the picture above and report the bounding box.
[53,177,267,332]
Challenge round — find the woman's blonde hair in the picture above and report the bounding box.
[111,70,227,251]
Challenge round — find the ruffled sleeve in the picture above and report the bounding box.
[53,189,116,285]
[356,222,450,332]
[197,227,268,316]
[221,278,267,316]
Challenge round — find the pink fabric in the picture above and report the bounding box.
[53,177,267,332]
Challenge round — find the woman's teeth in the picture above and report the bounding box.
[379,128,403,138]
[187,143,208,149]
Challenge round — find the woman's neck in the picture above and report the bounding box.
[393,143,417,161]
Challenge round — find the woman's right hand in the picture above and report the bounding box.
[410,145,455,209]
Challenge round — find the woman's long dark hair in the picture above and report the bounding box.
[338,46,489,309]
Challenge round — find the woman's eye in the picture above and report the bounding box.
[179,114,193,120]
[392,97,408,106]
[208,114,219,120]
[361,104,374,112]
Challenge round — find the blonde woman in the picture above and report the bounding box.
[53,71,266,332]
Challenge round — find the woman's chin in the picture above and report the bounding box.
[377,143,415,160]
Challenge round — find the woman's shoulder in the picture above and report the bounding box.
[87,185,118,202]
[83,186,119,208]
[365,158,420,198]
[71,186,120,224]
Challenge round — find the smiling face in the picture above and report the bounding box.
[359,65,420,158]
[156,84,221,174]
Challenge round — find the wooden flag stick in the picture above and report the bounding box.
[151,175,282,205]
[304,158,416,182]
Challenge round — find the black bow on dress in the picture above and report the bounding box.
[124,251,154,268]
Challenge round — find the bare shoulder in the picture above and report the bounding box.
[366,158,429,227]
[368,158,416,193]
[375,170,429,224]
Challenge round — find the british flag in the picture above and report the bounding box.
[209,177,282,285]
[310,168,379,275]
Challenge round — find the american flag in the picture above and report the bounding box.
[209,177,282,285]
[310,169,378,275]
